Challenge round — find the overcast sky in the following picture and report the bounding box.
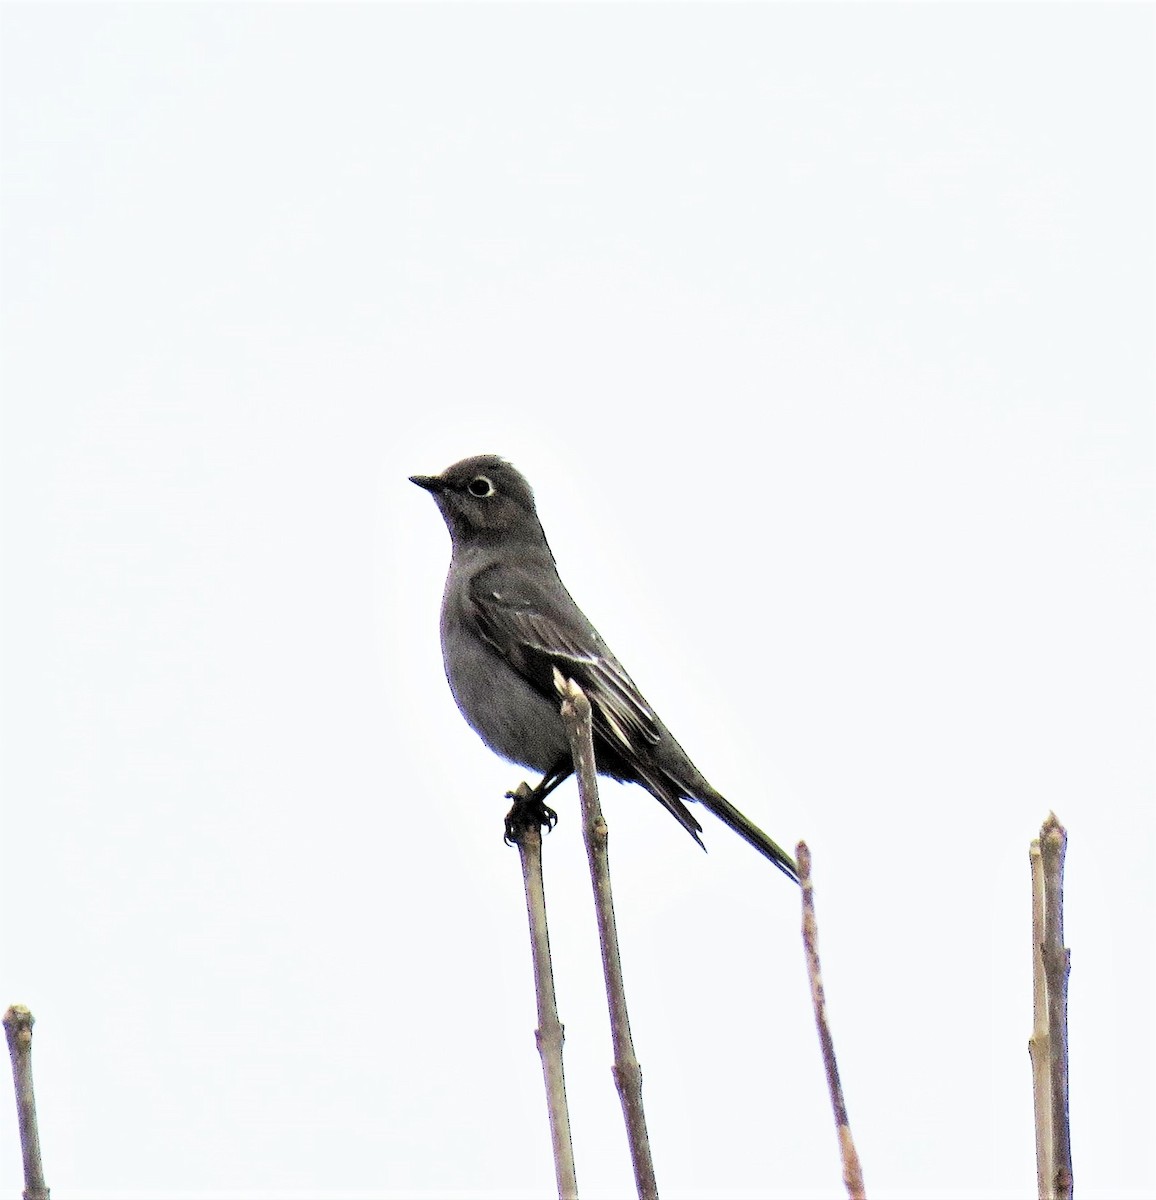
[1,4,1153,1199]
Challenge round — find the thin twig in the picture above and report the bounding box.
[555,671,659,1200]
[4,1005,50,1200]
[797,843,866,1200]
[1028,838,1053,1200]
[1040,814,1073,1200]
[507,782,580,1200]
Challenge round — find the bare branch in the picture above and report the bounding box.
[1028,838,1053,1200]
[797,843,866,1200]
[507,783,579,1200]
[1040,813,1073,1200]
[556,671,659,1200]
[4,1004,50,1200]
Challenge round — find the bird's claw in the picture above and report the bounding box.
[503,785,559,846]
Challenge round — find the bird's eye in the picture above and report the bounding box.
[467,476,495,498]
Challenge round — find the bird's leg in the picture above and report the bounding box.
[503,760,573,845]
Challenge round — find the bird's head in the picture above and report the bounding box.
[410,455,546,548]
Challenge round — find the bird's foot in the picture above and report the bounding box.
[503,782,558,846]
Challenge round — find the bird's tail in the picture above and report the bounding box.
[699,792,800,883]
[629,757,799,884]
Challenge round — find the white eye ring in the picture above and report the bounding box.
[467,475,495,498]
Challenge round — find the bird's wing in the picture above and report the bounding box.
[467,561,662,757]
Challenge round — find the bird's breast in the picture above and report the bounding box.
[439,572,570,774]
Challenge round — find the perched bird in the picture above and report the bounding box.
[410,454,798,883]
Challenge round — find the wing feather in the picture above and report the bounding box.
[468,563,660,755]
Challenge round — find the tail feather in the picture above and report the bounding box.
[633,765,708,851]
[697,791,800,883]
[636,761,799,883]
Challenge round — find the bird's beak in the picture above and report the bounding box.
[409,473,447,493]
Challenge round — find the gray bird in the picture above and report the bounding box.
[410,454,798,883]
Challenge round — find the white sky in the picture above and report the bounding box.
[1,4,1152,1199]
